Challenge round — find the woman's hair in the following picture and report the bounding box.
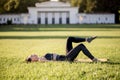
[26,54,39,63]
[26,57,32,62]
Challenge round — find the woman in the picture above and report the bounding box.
[26,36,100,63]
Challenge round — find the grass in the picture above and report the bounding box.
[0,24,120,80]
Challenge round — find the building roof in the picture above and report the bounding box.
[35,1,71,8]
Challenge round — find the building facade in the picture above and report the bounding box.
[0,0,115,24]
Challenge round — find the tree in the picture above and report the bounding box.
[78,0,96,13]
[0,0,8,13]
[85,0,96,13]
[4,0,20,11]
[0,0,49,13]
[93,0,120,23]
[93,0,120,13]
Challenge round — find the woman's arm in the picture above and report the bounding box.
[38,57,50,62]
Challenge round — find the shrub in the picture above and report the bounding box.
[7,19,12,25]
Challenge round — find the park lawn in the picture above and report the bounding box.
[0,24,120,80]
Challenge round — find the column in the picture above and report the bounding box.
[54,12,60,24]
[62,12,67,24]
[41,12,45,24]
[48,12,52,24]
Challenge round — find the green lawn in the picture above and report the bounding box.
[0,24,120,80]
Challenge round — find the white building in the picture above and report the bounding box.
[0,0,115,24]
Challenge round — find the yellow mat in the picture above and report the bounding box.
[75,58,108,62]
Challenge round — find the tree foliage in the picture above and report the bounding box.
[0,0,120,14]
[4,0,20,11]
[94,0,120,13]
[0,0,8,13]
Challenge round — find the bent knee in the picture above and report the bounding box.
[67,36,74,40]
[79,43,85,47]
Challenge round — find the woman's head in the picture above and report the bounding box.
[26,54,39,62]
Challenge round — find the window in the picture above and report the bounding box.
[98,17,100,21]
[66,17,69,24]
[17,18,19,21]
[14,18,16,21]
[105,17,108,21]
[45,17,48,24]
[38,18,41,24]
[3,18,5,21]
[52,18,55,24]
[59,17,62,24]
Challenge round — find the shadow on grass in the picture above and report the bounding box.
[0,36,67,39]
[0,24,120,32]
[0,36,120,39]
[0,29,119,32]
[102,62,120,65]
[74,61,120,65]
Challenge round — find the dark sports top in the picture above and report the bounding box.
[44,53,66,61]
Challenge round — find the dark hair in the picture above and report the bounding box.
[26,58,31,62]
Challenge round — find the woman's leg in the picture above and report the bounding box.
[66,44,95,61]
[66,37,86,55]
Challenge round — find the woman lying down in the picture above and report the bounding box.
[26,36,101,63]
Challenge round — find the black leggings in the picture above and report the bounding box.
[66,37,95,61]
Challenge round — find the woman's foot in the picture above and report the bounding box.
[86,36,97,43]
[92,58,101,62]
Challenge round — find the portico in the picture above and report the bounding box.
[27,1,78,24]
